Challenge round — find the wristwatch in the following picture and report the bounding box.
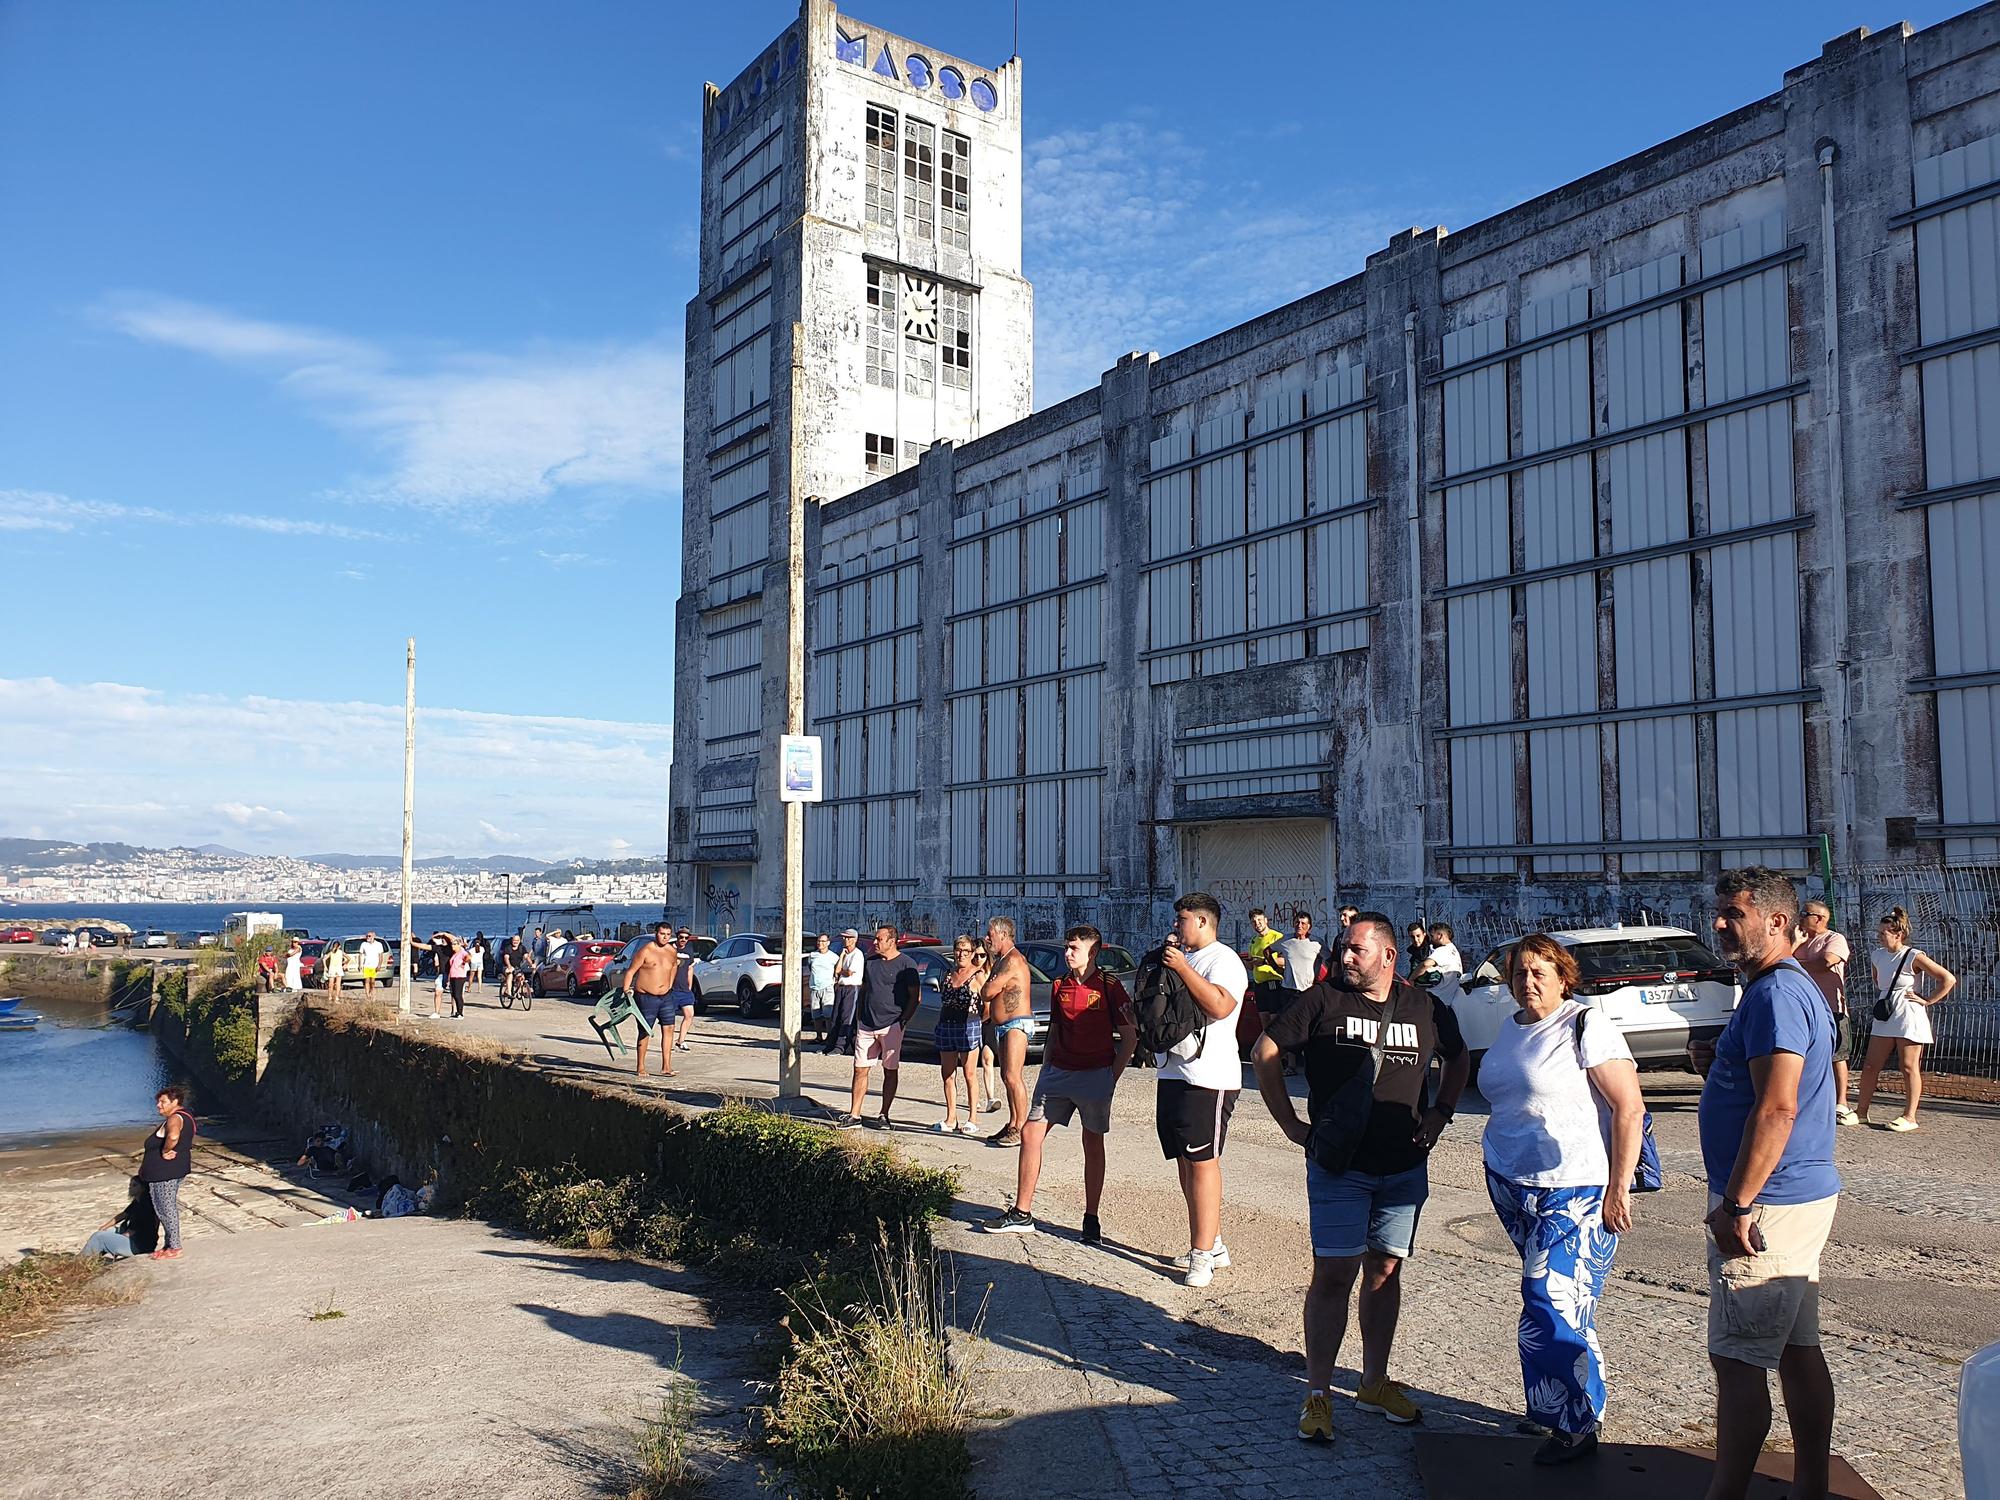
[1721,1197,1753,1217]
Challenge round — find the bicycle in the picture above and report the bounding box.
[499,966,535,1011]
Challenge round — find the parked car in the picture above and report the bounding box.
[330,935,404,985]
[76,926,120,948]
[40,928,71,946]
[296,937,330,981]
[1016,940,1138,989]
[600,934,716,1007]
[536,939,626,999]
[0,927,34,944]
[696,932,789,1016]
[191,931,220,948]
[1435,926,1740,1076]
[138,930,172,948]
[902,946,1053,1059]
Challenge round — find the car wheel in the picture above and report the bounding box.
[737,979,755,1013]
[692,984,706,1016]
[567,974,579,998]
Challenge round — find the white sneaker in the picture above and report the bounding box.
[1835,1106,1860,1126]
[1184,1249,1216,1288]
[1171,1241,1230,1272]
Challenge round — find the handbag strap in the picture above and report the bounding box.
[1881,946,1914,1000]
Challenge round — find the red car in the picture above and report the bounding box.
[0,927,34,944]
[297,938,330,981]
[537,939,625,998]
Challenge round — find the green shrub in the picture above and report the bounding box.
[154,968,188,1019]
[207,1002,258,1079]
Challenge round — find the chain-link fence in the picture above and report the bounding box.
[1429,861,2000,1080]
[1841,861,2000,1078]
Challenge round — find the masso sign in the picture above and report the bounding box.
[834,29,1000,113]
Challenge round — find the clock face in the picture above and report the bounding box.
[902,278,937,340]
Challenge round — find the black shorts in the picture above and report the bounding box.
[1155,1080,1240,1163]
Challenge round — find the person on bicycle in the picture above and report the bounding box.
[500,935,529,1003]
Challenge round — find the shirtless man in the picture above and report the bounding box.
[620,922,682,1079]
[983,915,1034,1147]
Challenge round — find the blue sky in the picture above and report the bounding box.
[0,0,1948,858]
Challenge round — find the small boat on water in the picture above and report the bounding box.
[0,1011,41,1031]
[0,997,21,1015]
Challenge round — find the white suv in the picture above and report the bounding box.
[696,932,786,1017]
[1437,926,1739,1071]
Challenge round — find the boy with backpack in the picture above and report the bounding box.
[1135,892,1246,1288]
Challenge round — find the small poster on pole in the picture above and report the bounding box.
[778,734,823,803]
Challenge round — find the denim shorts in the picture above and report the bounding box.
[1305,1159,1430,1259]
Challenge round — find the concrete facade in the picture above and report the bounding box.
[667,2,1031,933]
[671,5,2000,952]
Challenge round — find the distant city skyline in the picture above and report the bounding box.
[2,1,1942,859]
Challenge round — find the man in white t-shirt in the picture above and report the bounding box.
[1153,891,1247,1289]
[357,933,386,999]
[1414,921,1463,985]
[1273,911,1323,996]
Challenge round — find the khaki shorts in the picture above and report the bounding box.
[1706,1192,1839,1369]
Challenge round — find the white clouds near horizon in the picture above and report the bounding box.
[97,293,685,515]
[0,677,672,861]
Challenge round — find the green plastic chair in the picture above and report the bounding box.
[588,991,657,1059]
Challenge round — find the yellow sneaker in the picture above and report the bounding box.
[1355,1378,1422,1424]
[1298,1392,1334,1443]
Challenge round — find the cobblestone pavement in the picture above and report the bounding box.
[439,993,1990,1497]
[946,1212,1963,1500]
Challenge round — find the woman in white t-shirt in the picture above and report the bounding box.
[1855,905,1958,1132]
[1479,933,1644,1466]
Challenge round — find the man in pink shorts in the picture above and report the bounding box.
[836,923,921,1131]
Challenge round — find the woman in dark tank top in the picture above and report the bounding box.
[139,1085,195,1259]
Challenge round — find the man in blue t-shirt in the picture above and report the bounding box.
[1692,867,1841,1500]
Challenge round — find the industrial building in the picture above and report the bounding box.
[668,1,2000,953]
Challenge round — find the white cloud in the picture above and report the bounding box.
[0,489,388,543]
[0,677,672,861]
[97,294,684,514]
[1024,120,1451,402]
[214,802,296,831]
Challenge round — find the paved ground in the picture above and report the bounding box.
[424,983,1989,1499]
[0,1128,768,1500]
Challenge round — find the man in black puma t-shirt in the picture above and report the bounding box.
[1251,912,1470,1439]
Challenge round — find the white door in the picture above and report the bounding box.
[1180,818,1335,938]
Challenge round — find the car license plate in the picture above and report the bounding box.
[1643,984,1696,1005]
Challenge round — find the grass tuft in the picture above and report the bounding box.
[627,1339,706,1500]
[762,1235,977,1500]
[306,1289,345,1322]
[0,1253,117,1353]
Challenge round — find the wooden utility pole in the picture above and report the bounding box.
[399,637,415,1015]
[778,325,806,1098]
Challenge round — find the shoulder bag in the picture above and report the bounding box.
[1575,1009,1663,1193]
[1872,947,1914,1024]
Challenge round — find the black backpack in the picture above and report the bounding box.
[1130,945,1208,1058]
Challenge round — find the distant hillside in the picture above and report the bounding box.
[190,843,251,857]
[0,838,146,868]
[302,853,552,874]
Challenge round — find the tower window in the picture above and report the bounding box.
[940,131,971,251]
[940,285,972,391]
[865,104,897,228]
[902,118,935,240]
[865,266,897,389]
[902,275,936,399]
[865,432,897,474]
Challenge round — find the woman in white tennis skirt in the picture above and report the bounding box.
[1855,905,1957,1132]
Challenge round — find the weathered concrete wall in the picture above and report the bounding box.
[675,5,2000,950]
